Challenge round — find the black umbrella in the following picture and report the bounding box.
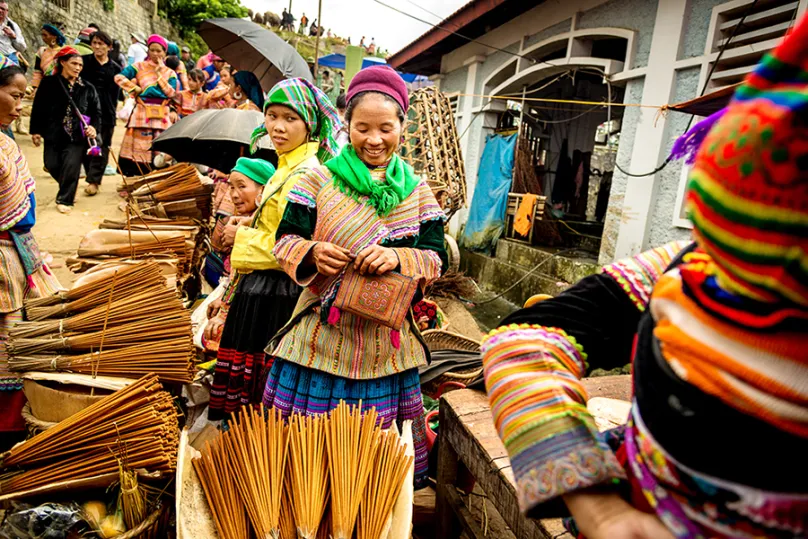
[199,18,313,93]
[151,108,276,173]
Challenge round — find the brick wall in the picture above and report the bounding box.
[9,0,184,74]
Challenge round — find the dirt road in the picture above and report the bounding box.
[19,126,126,287]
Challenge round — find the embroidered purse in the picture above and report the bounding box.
[141,99,169,120]
[332,268,421,348]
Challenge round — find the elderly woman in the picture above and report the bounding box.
[264,66,447,488]
[229,70,264,112]
[114,34,178,177]
[30,47,101,214]
[0,54,61,442]
[480,18,808,539]
[31,23,65,92]
[203,157,273,289]
[207,78,341,420]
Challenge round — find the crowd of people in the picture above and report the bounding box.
[0,3,288,212]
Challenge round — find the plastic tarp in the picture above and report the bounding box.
[316,53,427,83]
[460,133,516,254]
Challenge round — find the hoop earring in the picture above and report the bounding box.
[233,91,243,100]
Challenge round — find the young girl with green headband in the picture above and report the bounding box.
[207,77,342,421]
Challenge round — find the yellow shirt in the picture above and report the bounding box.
[230,142,320,272]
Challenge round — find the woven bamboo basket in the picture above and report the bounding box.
[421,365,483,398]
[21,403,57,434]
[401,88,467,220]
[421,329,480,353]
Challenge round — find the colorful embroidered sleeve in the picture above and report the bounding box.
[601,240,690,311]
[391,218,446,285]
[482,324,626,514]
[115,65,139,94]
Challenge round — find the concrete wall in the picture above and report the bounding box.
[576,0,658,68]
[599,78,643,263]
[10,0,182,73]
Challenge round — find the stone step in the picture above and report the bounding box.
[461,248,571,308]
[494,239,600,284]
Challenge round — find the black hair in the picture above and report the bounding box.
[165,55,180,71]
[344,91,404,125]
[0,64,25,87]
[90,30,112,47]
[335,92,346,111]
[54,52,81,74]
[87,23,100,30]
[188,68,205,83]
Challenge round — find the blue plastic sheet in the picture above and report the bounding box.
[460,133,516,253]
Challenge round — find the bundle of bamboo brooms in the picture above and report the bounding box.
[193,402,414,539]
[0,374,178,497]
[6,260,195,384]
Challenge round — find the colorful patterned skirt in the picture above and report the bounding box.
[262,357,430,489]
[0,238,61,432]
[119,100,173,174]
[208,269,301,421]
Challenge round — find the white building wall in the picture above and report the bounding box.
[437,0,802,263]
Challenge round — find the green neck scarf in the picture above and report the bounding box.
[325,145,420,217]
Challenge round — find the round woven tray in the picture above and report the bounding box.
[21,403,57,433]
[117,507,162,539]
[421,329,481,353]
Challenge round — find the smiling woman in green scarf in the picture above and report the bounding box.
[262,66,447,489]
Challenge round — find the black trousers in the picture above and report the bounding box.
[84,123,115,185]
[43,141,85,206]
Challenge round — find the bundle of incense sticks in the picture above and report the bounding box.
[0,374,178,497]
[327,402,379,539]
[24,262,167,321]
[7,314,191,355]
[224,405,289,538]
[357,430,414,539]
[192,433,250,539]
[118,163,196,195]
[11,286,185,339]
[9,339,195,384]
[7,261,194,382]
[194,402,412,539]
[287,414,329,539]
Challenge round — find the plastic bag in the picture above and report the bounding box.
[117,97,135,122]
[0,501,92,539]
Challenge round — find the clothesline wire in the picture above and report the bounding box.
[372,0,560,69]
[399,0,447,23]
[453,91,659,109]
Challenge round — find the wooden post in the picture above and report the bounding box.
[312,0,323,77]
[436,402,462,538]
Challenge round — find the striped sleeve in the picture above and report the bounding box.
[601,240,690,311]
[482,324,626,513]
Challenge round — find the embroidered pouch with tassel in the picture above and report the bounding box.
[331,268,421,349]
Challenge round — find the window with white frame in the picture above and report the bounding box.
[672,0,805,228]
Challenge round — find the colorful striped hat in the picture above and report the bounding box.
[686,14,808,306]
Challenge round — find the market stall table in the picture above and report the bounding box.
[436,376,631,539]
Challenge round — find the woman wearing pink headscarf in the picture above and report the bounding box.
[113,34,178,176]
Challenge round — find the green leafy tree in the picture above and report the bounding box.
[158,0,248,54]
